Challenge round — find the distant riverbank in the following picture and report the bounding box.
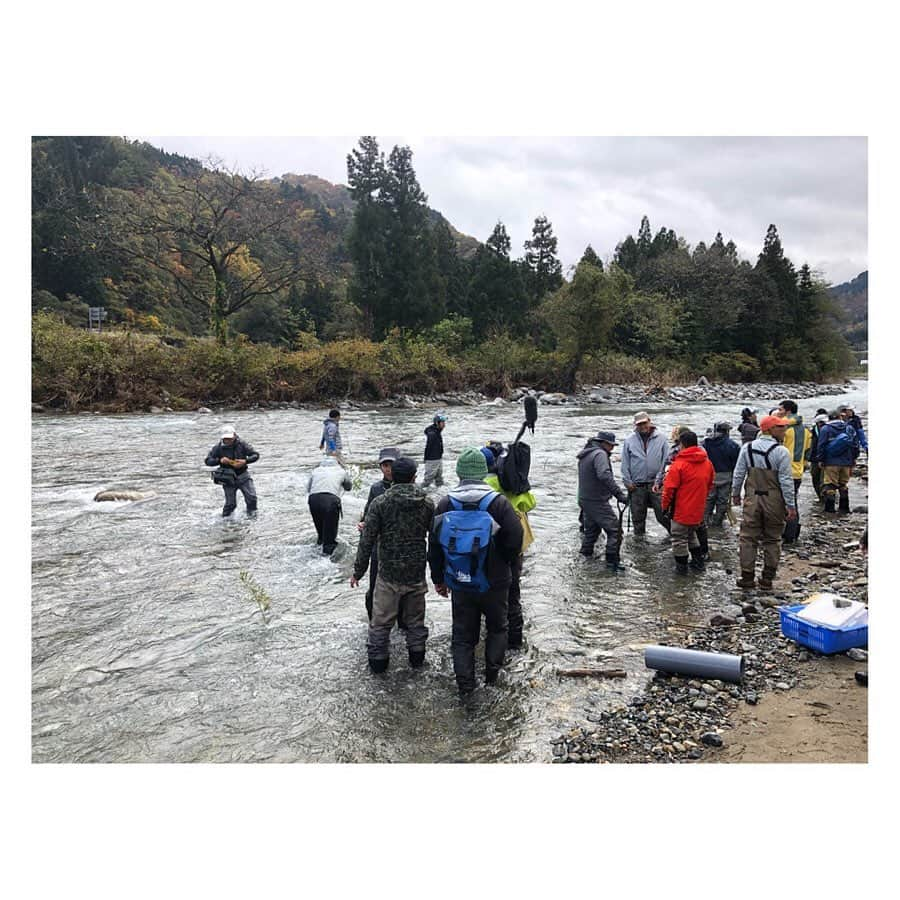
[31,313,857,414]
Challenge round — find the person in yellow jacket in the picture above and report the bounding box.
[776,400,812,544]
[483,444,536,650]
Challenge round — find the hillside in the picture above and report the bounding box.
[829,271,867,346]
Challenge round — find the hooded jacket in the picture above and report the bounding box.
[814,419,859,467]
[428,480,523,590]
[424,424,444,461]
[782,415,812,479]
[320,418,342,453]
[620,427,668,485]
[738,421,760,444]
[702,433,741,474]
[661,445,715,526]
[577,439,628,504]
[307,457,352,497]
[205,437,259,480]
[353,483,435,584]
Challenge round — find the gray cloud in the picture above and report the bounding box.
[139,136,867,284]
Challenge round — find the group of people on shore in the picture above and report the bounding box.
[202,398,866,695]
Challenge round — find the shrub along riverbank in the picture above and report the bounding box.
[31,313,850,413]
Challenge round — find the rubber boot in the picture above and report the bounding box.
[823,492,836,513]
[368,657,389,674]
[735,571,756,589]
[675,555,689,575]
[408,649,425,669]
[696,526,710,560]
[838,491,850,514]
[758,567,776,591]
[605,550,626,572]
[689,547,706,572]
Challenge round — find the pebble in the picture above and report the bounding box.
[846,648,868,662]
[775,682,791,690]
[692,699,709,711]
[701,684,718,695]
[700,732,723,748]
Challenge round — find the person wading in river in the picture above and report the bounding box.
[307,455,352,555]
[577,431,630,570]
[620,412,670,537]
[731,415,797,590]
[661,431,715,574]
[483,443,537,650]
[429,448,523,696]
[319,408,344,465]
[422,413,447,488]
[776,399,812,544]
[358,447,406,628]
[702,422,741,527]
[205,426,259,517]
[351,457,434,674]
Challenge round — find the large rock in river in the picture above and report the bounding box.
[93,489,157,502]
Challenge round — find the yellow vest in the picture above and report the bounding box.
[485,474,536,553]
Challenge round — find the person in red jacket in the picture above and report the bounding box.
[661,430,715,574]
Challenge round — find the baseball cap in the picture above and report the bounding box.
[220,426,236,440]
[760,415,790,432]
[633,411,651,424]
[378,447,400,463]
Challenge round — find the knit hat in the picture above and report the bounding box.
[456,446,489,480]
[391,457,417,483]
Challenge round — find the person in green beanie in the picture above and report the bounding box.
[428,447,523,695]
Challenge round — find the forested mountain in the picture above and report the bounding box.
[32,135,854,384]
[829,271,867,347]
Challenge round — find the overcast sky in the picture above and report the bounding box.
[139,136,867,285]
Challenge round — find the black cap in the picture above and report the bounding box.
[378,447,400,463]
[715,421,731,433]
[391,457,417,483]
[596,430,617,445]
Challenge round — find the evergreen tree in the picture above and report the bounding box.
[637,215,653,256]
[346,136,388,337]
[523,214,564,301]
[468,221,527,333]
[579,244,603,270]
[432,218,468,316]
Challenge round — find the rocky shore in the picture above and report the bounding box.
[551,466,868,764]
[33,379,849,415]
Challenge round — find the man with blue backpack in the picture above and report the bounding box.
[428,447,523,696]
[814,409,860,514]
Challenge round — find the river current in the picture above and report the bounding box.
[31,381,868,762]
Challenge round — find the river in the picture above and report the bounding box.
[31,381,868,762]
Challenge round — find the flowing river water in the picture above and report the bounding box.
[31,381,868,762]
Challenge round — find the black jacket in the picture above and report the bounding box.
[363,477,392,519]
[702,434,741,473]
[205,437,259,478]
[424,424,444,461]
[428,481,523,590]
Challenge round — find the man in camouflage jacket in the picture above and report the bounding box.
[351,457,435,673]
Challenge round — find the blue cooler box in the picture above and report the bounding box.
[778,604,868,654]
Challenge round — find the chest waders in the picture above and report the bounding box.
[737,444,787,590]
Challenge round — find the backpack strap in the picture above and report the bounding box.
[477,491,499,511]
[748,443,778,469]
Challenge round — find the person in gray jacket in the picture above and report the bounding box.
[307,456,353,555]
[620,412,670,536]
[578,431,630,570]
[205,426,259,517]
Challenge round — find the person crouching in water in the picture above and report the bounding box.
[429,448,523,696]
[351,458,434,674]
[483,443,536,650]
[423,413,447,487]
[205,426,259,517]
[307,455,352,555]
[731,415,797,590]
[661,430,715,574]
[577,431,629,571]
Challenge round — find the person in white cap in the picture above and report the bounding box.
[620,411,670,537]
[205,426,260,516]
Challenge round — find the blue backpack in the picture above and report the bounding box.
[822,424,856,462]
[438,492,499,593]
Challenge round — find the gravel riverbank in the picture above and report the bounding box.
[550,465,869,764]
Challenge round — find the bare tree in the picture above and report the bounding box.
[96,158,319,342]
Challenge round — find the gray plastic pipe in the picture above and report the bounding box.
[644,645,745,683]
